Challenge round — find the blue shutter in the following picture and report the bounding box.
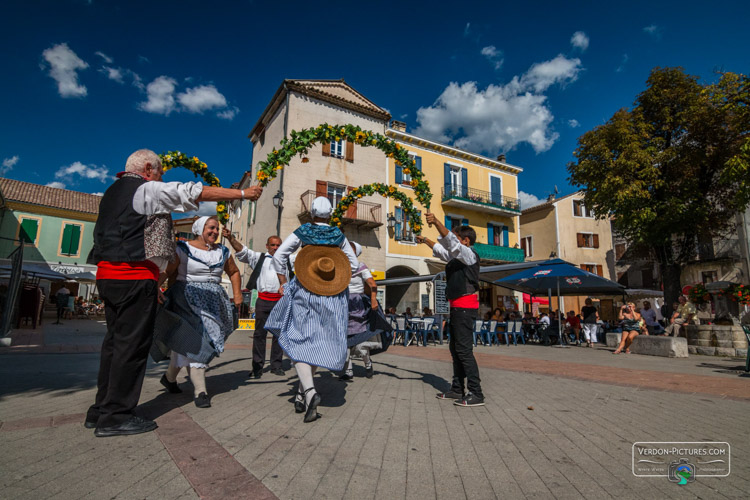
[490,176,502,205]
[461,168,468,197]
[445,216,452,230]
[395,162,403,184]
[415,156,422,171]
[395,207,403,240]
[487,223,494,246]
[444,163,451,193]
[502,225,509,246]
[462,218,468,226]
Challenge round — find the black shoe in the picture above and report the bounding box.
[248,370,262,379]
[194,392,211,408]
[454,392,485,407]
[160,374,182,394]
[84,417,97,429]
[294,387,305,413]
[436,390,463,400]
[365,366,374,379]
[303,388,321,423]
[339,372,354,381]
[94,416,157,437]
[271,368,286,376]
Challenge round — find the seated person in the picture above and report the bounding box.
[640,300,662,334]
[665,296,695,337]
[565,310,582,345]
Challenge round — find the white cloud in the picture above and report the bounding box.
[46,181,66,189]
[55,161,110,183]
[568,119,580,128]
[519,191,544,209]
[177,85,227,114]
[100,66,124,83]
[41,43,89,98]
[181,201,217,218]
[520,54,582,93]
[616,53,629,73]
[139,76,177,115]
[570,31,589,51]
[91,192,104,196]
[643,25,662,40]
[414,54,583,154]
[1,155,19,175]
[463,22,471,37]
[480,45,504,70]
[217,106,239,120]
[131,72,145,91]
[94,51,113,64]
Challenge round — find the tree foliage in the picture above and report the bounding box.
[568,67,750,303]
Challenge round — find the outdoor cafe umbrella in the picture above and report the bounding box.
[495,259,626,346]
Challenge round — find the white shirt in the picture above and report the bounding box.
[132,181,203,215]
[273,223,359,276]
[235,247,281,293]
[539,316,551,326]
[176,244,225,284]
[432,231,478,265]
[640,307,658,326]
[348,262,373,294]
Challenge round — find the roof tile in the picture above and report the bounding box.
[0,177,101,215]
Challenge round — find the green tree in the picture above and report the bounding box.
[568,67,750,310]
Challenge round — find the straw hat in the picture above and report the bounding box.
[294,245,352,296]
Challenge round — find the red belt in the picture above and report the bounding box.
[96,260,159,281]
[258,292,282,302]
[449,294,479,309]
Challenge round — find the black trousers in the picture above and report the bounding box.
[448,307,483,398]
[252,298,283,373]
[87,279,158,427]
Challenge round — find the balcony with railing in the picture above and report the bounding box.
[299,190,383,229]
[441,184,521,215]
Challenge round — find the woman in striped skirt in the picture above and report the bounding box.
[265,197,359,423]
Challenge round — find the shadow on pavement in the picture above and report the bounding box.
[374,361,451,393]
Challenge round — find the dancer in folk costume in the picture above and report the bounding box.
[340,241,381,381]
[265,197,359,423]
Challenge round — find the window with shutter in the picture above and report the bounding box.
[19,217,40,245]
[521,236,533,258]
[596,265,603,277]
[576,233,584,247]
[316,180,327,197]
[60,223,82,256]
[592,234,600,248]
[345,141,354,162]
[330,140,345,158]
[322,141,331,157]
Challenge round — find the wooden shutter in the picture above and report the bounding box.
[573,200,581,217]
[592,234,600,248]
[316,180,327,198]
[444,216,452,230]
[61,224,81,255]
[444,163,451,191]
[346,186,357,218]
[462,218,468,226]
[487,224,494,246]
[19,218,38,244]
[596,265,603,277]
[461,168,468,197]
[520,237,527,254]
[395,163,403,184]
[576,233,584,247]
[345,140,354,162]
[395,207,403,240]
[322,141,331,157]
[502,226,509,247]
[415,156,422,171]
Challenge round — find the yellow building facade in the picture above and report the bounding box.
[383,126,525,315]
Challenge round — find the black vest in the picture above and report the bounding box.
[444,248,480,301]
[88,176,148,264]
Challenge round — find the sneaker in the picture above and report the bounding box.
[94,416,157,437]
[271,368,286,376]
[194,392,211,408]
[436,390,464,400]
[454,393,485,407]
[365,366,374,379]
[160,374,182,394]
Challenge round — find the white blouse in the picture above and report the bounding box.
[348,263,373,294]
[176,244,226,283]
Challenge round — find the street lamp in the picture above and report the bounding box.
[387,213,396,229]
[272,190,284,209]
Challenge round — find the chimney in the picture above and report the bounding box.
[391,120,406,132]
[546,193,555,202]
[496,153,506,162]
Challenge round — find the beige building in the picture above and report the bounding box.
[228,80,391,284]
[520,192,615,317]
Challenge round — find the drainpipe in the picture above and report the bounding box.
[276,84,289,237]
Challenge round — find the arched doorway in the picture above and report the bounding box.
[385,265,420,313]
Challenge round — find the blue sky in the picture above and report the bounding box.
[1,0,748,211]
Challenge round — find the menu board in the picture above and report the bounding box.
[433,277,450,315]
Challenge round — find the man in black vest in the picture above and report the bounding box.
[417,212,485,407]
[222,230,285,378]
[86,149,262,437]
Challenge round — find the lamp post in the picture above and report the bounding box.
[387,213,396,229]
[273,190,284,236]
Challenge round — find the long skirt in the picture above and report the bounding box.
[347,293,383,350]
[265,277,349,371]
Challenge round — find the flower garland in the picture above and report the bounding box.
[255,124,433,209]
[331,183,422,234]
[717,283,750,305]
[687,283,711,305]
[159,151,228,224]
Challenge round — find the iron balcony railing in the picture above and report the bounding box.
[299,190,383,227]
[441,184,520,212]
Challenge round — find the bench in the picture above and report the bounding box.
[605,332,621,348]
[629,335,688,358]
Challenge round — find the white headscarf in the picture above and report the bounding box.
[192,216,210,236]
[311,196,332,218]
[351,241,362,257]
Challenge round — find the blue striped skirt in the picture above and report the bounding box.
[265,277,349,371]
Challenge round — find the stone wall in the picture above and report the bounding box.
[685,324,748,357]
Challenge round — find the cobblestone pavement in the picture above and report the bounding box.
[1,318,748,499]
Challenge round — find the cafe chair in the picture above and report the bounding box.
[473,320,488,346]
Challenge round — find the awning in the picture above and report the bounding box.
[474,243,525,263]
[375,260,547,286]
[0,263,68,281]
[65,271,97,282]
